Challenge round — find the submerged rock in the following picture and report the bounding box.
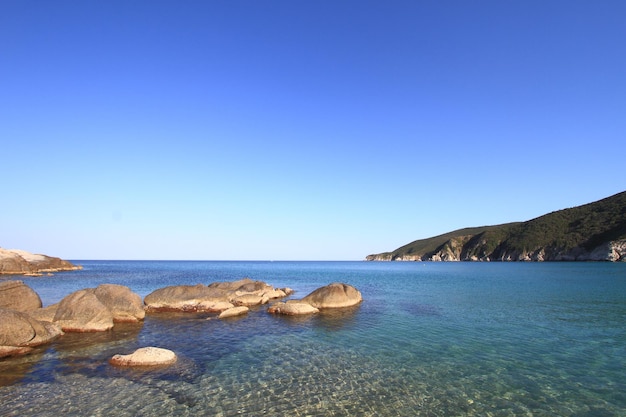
[109,347,177,367]
[301,283,363,309]
[0,280,42,312]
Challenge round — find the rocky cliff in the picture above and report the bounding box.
[0,248,81,275]
[366,191,626,262]
[366,238,626,262]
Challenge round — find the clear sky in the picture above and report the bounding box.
[1,1,624,260]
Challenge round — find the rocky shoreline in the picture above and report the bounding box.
[0,248,82,275]
[366,238,626,262]
[0,278,362,365]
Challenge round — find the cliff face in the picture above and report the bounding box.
[366,191,626,262]
[0,248,82,275]
[366,238,626,262]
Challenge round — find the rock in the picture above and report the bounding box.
[196,300,235,311]
[0,248,81,275]
[211,278,288,302]
[218,306,249,319]
[109,347,177,367]
[93,284,145,323]
[0,280,42,312]
[144,279,289,313]
[267,301,319,316]
[53,289,114,332]
[28,304,58,322]
[143,284,232,312]
[301,283,363,309]
[0,308,63,358]
[209,278,267,292]
[0,249,31,274]
[0,345,33,357]
[30,285,144,327]
[232,294,265,306]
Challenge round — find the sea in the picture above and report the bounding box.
[0,261,625,416]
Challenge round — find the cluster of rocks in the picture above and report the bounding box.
[143,278,295,315]
[0,278,362,367]
[0,280,144,358]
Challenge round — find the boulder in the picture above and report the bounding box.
[301,283,363,309]
[0,308,63,358]
[109,347,177,367]
[93,284,145,323]
[53,289,114,332]
[195,300,235,311]
[211,278,287,301]
[209,278,261,291]
[143,284,232,312]
[0,280,42,312]
[144,279,289,312]
[267,301,319,316]
[232,293,265,306]
[28,304,58,322]
[218,306,249,319]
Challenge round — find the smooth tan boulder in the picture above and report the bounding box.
[218,306,249,319]
[109,347,177,367]
[265,287,290,300]
[144,279,289,312]
[233,294,265,306]
[28,304,58,322]
[210,278,268,293]
[93,284,145,323]
[196,300,234,312]
[267,302,319,316]
[0,280,42,312]
[301,283,363,309]
[211,278,288,302]
[53,289,114,332]
[0,308,63,358]
[143,284,230,312]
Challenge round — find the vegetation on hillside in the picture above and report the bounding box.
[367,191,626,261]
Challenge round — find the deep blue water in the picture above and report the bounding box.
[1,261,625,416]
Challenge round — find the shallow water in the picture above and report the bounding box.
[1,261,625,416]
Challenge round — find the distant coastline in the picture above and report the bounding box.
[0,248,82,276]
[366,191,626,262]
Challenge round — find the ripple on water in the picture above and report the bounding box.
[1,261,625,416]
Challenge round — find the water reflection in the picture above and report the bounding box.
[0,351,46,387]
[314,305,361,330]
[52,322,143,356]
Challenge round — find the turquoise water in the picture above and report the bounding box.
[1,261,625,416]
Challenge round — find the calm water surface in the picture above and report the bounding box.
[1,261,625,416]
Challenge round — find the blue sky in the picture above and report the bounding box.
[1,1,624,260]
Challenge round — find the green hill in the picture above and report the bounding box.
[366,191,626,262]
